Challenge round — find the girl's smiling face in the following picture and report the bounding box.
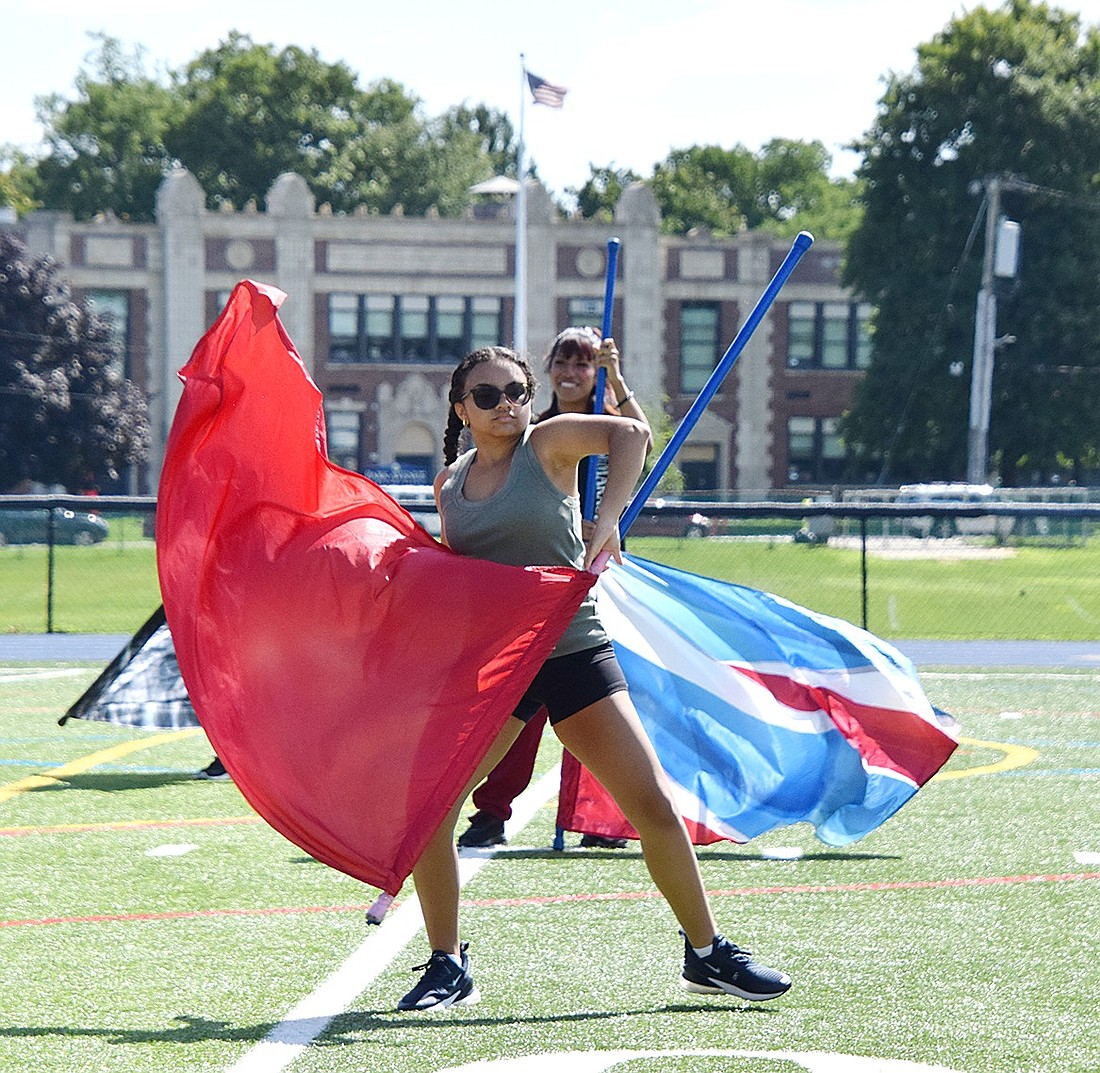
[549,342,597,409]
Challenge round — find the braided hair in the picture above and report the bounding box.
[443,346,538,464]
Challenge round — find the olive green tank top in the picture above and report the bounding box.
[439,428,607,657]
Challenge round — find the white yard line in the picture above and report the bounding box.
[228,763,561,1073]
[0,667,88,683]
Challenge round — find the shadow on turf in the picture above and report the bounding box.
[321,1000,776,1039]
[461,845,900,864]
[0,1015,277,1045]
[45,772,205,792]
[0,1003,772,1049]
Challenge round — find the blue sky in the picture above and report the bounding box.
[4,0,1100,201]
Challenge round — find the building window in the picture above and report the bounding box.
[680,303,721,394]
[787,302,872,370]
[436,296,466,364]
[471,297,502,351]
[86,290,130,376]
[787,416,846,484]
[328,294,502,364]
[679,442,719,492]
[567,297,604,327]
[399,296,430,361]
[325,409,362,472]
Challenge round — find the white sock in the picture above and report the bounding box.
[692,942,714,959]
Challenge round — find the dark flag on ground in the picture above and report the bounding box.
[60,606,199,730]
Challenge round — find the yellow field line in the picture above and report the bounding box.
[0,728,203,804]
[935,735,1039,781]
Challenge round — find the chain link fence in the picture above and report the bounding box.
[3,494,1099,641]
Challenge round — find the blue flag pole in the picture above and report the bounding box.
[617,230,814,539]
[561,237,622,849]
[581,237,621,520]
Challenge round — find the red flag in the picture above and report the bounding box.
[557,750,637,840]
[157,280,594,898]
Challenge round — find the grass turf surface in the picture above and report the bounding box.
[4,532,1100,639]
[1,662,1097,1072]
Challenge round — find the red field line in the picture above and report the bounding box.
[3,871,1097,929]
[0,816,263,837]
[466,870,1100,908]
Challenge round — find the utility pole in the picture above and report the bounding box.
[967,176,1001,486]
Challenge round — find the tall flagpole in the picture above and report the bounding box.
[514,54,528,354]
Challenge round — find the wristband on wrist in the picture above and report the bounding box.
[615,389,635,408]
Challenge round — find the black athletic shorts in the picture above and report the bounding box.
[513,641,628,726]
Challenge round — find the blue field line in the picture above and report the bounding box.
[0,734,124,744]
[1,758,186,774]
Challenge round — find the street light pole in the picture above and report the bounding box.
[967,175,1001,485]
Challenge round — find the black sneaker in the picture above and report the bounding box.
[457,811,506,848]
[194,757,230,781]
[396,941,480,1011]
[579,834,629,849]
[680,931,791,1001]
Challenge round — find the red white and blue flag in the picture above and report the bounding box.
[557,556,960,846]
[527,71,568,108]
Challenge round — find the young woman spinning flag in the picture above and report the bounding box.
[397,344,792,1012]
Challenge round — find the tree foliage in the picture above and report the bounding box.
[19,33,865,238]
[24,35,176,222]
[570,165,643,222]
[0,232,149,490]
[20,34,505,221]
[842,0,1100,485]
[165,32,368,211]
[644,139,861,240]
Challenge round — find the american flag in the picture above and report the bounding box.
[527,71,567,108]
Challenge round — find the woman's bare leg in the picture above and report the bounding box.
[411,716,526,954]
[552,692,718,947]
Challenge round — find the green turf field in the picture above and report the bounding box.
[4,532,1100,639]
[1,660,1097,1072]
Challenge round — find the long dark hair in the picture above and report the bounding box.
[442,346,538,464]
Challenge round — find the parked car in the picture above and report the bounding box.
[897,483,1012,539]
[629,498,712,539]
[0,507,110,546]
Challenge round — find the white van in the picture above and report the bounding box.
[897,483,1012,539]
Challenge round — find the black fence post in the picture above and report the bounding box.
[46,508,56,633]
[860,515,868,631]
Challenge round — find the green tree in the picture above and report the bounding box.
[0,143,38,216]
[166,33,373,211]
[842,0,1100,485]
[571,165,643,221]
[27,35,176,222]
[0,232,149,490]
[436,103,517,179]
[23,34,507,221]
[326,79,496,216]
[647,140,860,239]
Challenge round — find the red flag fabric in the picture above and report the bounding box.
[156,280,594,897]
[557,749,637,840]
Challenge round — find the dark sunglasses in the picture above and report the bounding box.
[462,381,531,410]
